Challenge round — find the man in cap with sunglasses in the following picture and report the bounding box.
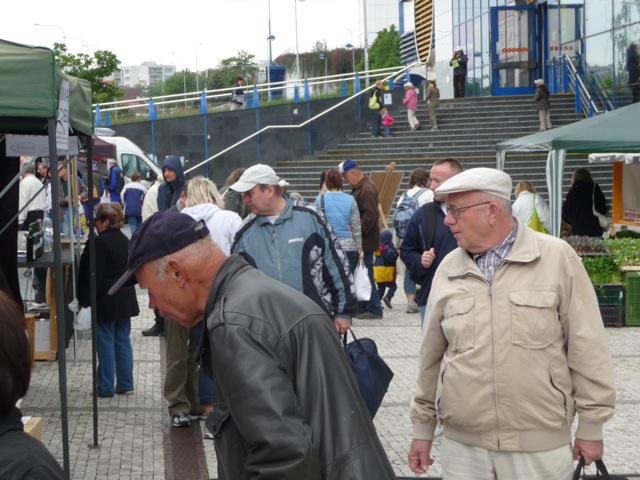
[408,168,615,479]
[109,211,395,479]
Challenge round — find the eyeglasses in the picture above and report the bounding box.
[446,201,492,218]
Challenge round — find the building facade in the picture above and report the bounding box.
[428,0,640,104]
[113,62,176,90]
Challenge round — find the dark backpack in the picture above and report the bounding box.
[393,188,427,238]
[111,169,125,196]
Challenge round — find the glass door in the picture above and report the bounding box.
[490,5,537,96]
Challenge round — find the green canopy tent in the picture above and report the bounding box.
[0,38,94,478]
[496,103,640,236]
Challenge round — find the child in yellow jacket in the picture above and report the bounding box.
[374,230,398,309]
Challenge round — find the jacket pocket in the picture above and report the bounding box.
[441,296,475,353]
[510,290,559,349]
[206,406,249,477]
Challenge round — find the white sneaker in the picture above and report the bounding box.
[203,427,214,440]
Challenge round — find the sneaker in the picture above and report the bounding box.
[203,427,214,440]
[406,303,420,314]
[383,297,393,309]
[188,411,207,421]
[142,324,165,337]
[356,312,383,320]
[116,390,135,395]
[431,126,439,131]
[171,412,191,428]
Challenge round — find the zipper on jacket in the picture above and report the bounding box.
[272,228,284,282]
[549,371,569,420]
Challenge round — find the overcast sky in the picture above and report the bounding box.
[3,0,363,70]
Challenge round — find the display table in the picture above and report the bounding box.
[18,251,75,361]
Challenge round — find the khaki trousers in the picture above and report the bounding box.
[164,319,200,415]
[441,436,574,480]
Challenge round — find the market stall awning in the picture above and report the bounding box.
[496,102,640,236]
[0,38,93,136]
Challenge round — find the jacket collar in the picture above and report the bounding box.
[254,197,294,227]
[0,407,23,437]
[447,218,541,278]
[205,255,253,318]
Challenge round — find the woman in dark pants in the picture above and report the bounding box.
[78,202,139,397]
[370,80,384,137]
[562,168,608,238]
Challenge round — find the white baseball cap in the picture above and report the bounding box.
[435,168,512,202]
[230,164,280,193]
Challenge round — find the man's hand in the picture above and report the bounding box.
[408,439,434,474]
[334,315,352,335]
[573,439,604,465]
[421,248,436,269]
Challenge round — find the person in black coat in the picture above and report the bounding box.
[0,290,66,479]
[450,46,468,98]
[78,202,140,397]
[562,168,608,238]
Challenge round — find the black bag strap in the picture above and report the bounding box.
[418,202,438,251]
[573,456,611,480]
[321,193,325,215]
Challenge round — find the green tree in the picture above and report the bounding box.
[358,25,401,70]
[53,43,122,104]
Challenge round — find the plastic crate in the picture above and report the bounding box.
[626,272,640,327]
[599,305,626,327]
[593,284,625,307]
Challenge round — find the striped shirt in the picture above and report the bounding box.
[472,222,518,284]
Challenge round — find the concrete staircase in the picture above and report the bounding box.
[274,95,613,209]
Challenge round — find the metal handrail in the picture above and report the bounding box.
[93,65,413,116]
[184,63,419,175]
[552,54,604,116]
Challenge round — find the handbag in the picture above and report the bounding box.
[353,258,371,301]
[573,456,630,480]
[342,329,394,418]
[592,185,611,230]
[368,95,380,110]
[528,194,550,234]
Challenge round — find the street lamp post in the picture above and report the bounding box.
[34,23,66,44]
[319,53,328,78]
[345,43,356,73]
[294,0,306,80]
[267,35,276,102]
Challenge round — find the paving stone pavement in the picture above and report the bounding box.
[20,280,640,479]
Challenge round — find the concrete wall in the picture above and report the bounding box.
[108,96,396,188]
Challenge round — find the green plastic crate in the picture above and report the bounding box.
[626,272,640,327]
[593,284,625,307]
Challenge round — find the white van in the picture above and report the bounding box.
[96,136,161,188]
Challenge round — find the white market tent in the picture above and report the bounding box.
[496,103,640,236]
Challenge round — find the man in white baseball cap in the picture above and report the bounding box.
[408,168,616,479]
[231,164,356,334]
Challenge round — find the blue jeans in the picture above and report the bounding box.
[383,126,391,136]
[358,252,382,315]
[420,304,427,327]
[60,207,72,238]
[128,215,142,234]
[97,318,134,396]
[346,251,359,275]
[371,110,381,136]
[404,274,417,295]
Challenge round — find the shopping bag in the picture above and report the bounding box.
[573,456,630,479]
[592,185,611,230]
[353,258,371,301]
[528,195,550,234]
[343,329,394,418]
[74,307,92,331]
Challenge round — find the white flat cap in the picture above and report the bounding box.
[435,168,512,201]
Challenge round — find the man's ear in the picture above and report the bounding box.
[166,259,188,287]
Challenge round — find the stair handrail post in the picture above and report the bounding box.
[562,56,569,93]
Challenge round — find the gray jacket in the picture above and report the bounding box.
[232,198,356,317]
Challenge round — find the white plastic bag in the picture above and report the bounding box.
[74,307,92,331]
[353,259,372,301]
